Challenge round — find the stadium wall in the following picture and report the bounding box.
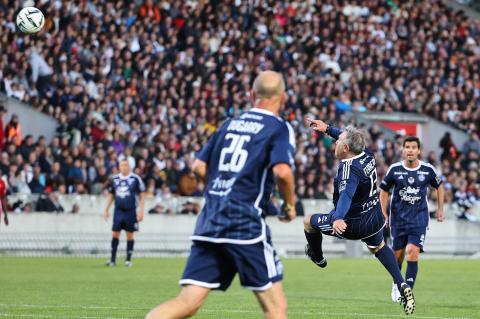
[1,197,479,258]
[1,94,58,141]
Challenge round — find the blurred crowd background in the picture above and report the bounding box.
[0,0,478,218]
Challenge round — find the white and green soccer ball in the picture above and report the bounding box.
[16,7,45,34]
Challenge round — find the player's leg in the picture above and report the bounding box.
[145,285,210,319]
[364,231,415,315]
[391,234,407,302]
[124,213,138,266]
[254,282,288,319]
[231,236,287,318]
[146,241,234,318]
[125,231,135,267]
[303,213,332,268]
[404,229,425,289]
[106,230,121,267]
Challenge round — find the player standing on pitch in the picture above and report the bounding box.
[104,158,145,267]
[146,71,296,319]
[380,136,444,302]
[304,119,415,315]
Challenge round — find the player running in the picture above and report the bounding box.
[146,71,297,319]
[380,136,444,302]
[304,119,415,315]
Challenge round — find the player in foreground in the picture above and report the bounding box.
[104,158,145,267]
[380,136,444,302]
[303,119,415,315]
[146,71,296,319]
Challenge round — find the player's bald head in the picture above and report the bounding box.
[252,71,285,100]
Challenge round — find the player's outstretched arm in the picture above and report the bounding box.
[305,118,342,140]
[273,163,296,222]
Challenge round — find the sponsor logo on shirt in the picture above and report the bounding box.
[399,186,421,204]
[209,177,236,196]
[116,183,131,198]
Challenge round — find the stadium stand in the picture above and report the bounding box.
[0,0,478,217]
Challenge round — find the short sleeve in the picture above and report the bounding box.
[380,165,395,192]
[428,165,443,189]
[270,122,296,167]
[136,175,146,193]
[107,178,114,194]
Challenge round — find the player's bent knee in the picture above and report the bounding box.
[367,240,385,254]
[303,215,314,232]
[406,245,420,261]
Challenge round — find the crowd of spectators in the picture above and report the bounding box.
[0,0,478,217]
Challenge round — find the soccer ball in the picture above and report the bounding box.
[16,7,45,34]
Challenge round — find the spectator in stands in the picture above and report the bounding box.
[454,182,478,222]
[36,192,64,213]
[0,106,6,151]
[462,132,480,157]
[0,177,8,226]
[0,0,478,208]
[5,114,21,146]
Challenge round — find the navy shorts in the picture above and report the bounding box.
[310,208,386,247]
[180,237,283,291]
[112,210,138,232]
[391,227,427,252]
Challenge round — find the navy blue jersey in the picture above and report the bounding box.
[192,108,295,243]
[380,161,442,229]
[107,173,145,211]
[324,126,381,221]
[332,148,381,221]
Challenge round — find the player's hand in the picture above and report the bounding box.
[436,209,445,222]
[103,209,110,221]
[305,118,328,133]
[137,211,144,222]
[332,219,347,235]
[278,202,296,223]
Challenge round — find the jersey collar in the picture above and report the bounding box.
[250,107,275,116]
[119,173,132,179]
[402,160,421,171]
[341,151,365,162]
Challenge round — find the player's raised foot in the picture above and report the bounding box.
[305,244,327,268]
[125,260,132,267]
[399,283,415,315]
[391,282,401,302]
[105,261,116,267]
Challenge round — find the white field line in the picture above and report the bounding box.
[0,304,471,319]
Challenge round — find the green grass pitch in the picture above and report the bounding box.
[0,257,479,319]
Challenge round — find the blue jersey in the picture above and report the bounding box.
[326,127,381,221]
[107,173,145,212]
[192,107,295,243]
[332,148,381,221]
[380,161,442,229]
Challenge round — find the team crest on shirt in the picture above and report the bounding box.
[418,175,425,182]
[408,177,415,184]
